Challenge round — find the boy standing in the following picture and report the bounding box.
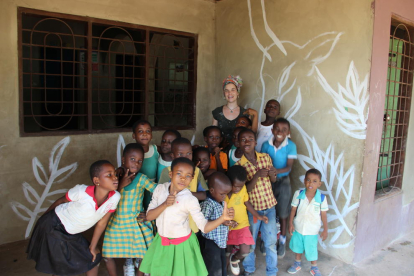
[288,168,328,276]
[261,117,297,258]
[199,172,233,276]
[256,99,280,152]
[235,129,278,276]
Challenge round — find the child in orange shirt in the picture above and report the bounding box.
[203,126,228,173]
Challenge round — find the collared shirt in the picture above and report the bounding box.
[201,193,228,248]
[158,166,208,233]
[291,189,329,235]
[225,185,249,230]
[56,184,121,234]
[148,182,208,238]
[235,152,277,211]
[261,136,297,178]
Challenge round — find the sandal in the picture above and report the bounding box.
[229,253,240,276]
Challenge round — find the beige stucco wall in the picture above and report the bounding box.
[0,0,215,244]
[216,0,373,263]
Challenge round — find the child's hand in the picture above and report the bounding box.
[137,212,147,222]
[321,229,328,241]
[213,146,222,157]
[116,167,126,179]
[255,168,269,178]
[222,202,235,220]
[223,220,232,226]
[289,223,294,235]
[269,167,277,177]
[230,220,238,228]
[165,191,177,207]
[89,245,100,262]
[119,169,135,188]
[259,215,269,224]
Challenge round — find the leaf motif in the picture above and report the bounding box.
[22,182,40,205]
[49,137,70,175]
[190,134,195,146]
[10,202,32,221]
[47,189,68,197]
[53,163,78,184]
[117,134,126,168]
[32,157,47,186]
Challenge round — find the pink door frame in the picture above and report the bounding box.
[355,0,414,263]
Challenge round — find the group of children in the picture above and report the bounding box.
[26,99,329,276]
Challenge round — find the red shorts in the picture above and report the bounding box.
[227,226,255,245]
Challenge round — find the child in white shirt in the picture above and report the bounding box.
[139,158,235,276]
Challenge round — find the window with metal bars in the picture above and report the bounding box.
[376,19,414,193]
[19,8,197,136]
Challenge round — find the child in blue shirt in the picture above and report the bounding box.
[199,172,233,276]
[261,117,297,258]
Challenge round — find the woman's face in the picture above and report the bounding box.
[223,83,238,103]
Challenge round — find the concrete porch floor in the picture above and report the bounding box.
[1,231,413,276]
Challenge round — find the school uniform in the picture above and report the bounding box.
[27,185,120,275]
[141,144,159,210]
[139,182,208,276]
[103,173,157,258]
[289,189,328,261]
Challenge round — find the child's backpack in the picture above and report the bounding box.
[295,189,325,216]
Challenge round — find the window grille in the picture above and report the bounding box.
[19,8,197,136]
[376,19,414,193]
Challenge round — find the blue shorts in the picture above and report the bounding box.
[289,231,318,261]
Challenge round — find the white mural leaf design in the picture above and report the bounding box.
[10,202,33,221]
[54,163,78,184]
[11,137,77,238]
[190,134,195,146]
[49,137,70,174]
[316,62,369,139]
[277,62,297,102]
[32,157,47,186]
[297,135,358,248]
[117,134,126,168]
[22,182,40,205]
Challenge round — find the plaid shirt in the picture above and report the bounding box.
[235,152,277,211]
[200,193,228,248]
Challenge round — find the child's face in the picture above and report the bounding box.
[160,132,177,154]
[210,184,232,203]
[94,163,118,191]
[272,122,290,144]
[168,163,194,192]
[122,149,144,174]
[171,144,193,160]
[239,132,257,154]
[304,173,322,191]
[231,179,245,194]
[223,83,238,103]
[193,151,211,173]
[204,129,222,150]
[132,123,152,146]
[232,129,241,147]
[264,100,280,118]
[236,117,250,128]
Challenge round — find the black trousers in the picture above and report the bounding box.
[198,235,227,276]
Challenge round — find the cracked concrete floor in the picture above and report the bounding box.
[1,231,413,275]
